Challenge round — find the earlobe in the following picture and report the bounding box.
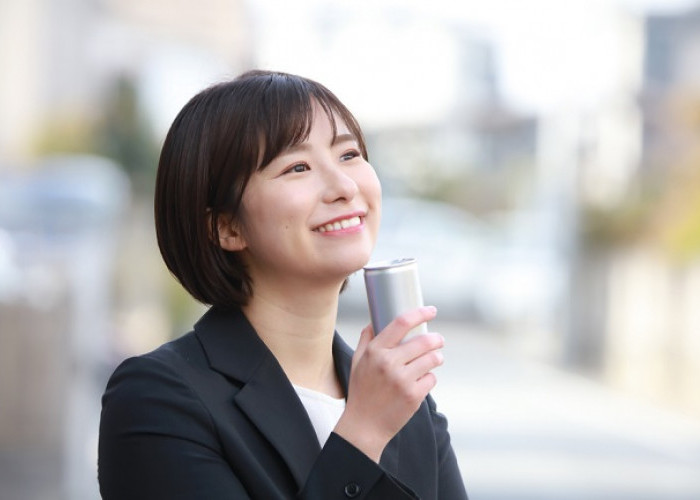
[217,215,247,252]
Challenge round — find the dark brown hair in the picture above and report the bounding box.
[154,70,368,308]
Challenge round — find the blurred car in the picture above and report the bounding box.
[339,197,566,329]
[0,155,131,306]
[339,196,489,319]
[0,229,21,302]
[0,155,130,237]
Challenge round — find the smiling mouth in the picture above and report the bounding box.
[314,216,363,233]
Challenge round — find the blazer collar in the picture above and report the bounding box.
[193,306,355,489]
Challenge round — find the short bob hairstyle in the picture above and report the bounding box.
[154,70,369,308]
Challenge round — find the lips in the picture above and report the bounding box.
[314,215,364,233]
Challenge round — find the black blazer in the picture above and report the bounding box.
[98,307,468,499]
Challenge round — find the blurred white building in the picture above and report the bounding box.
[0,0,252,164]
[0,2,251,499]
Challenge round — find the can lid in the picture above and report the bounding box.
[364,257,416,271]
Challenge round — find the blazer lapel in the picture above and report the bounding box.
[193,307,402,487]
[331,333,353,392]
[193,307,321,489]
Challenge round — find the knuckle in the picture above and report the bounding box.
[417,335,435,350]
[400,386,417,404]
[378,362,392,378]
[364,343,382,362]
[407,385,427,406]
[430,350,444,366]
[424,333,443,349]
[394,315,412,329]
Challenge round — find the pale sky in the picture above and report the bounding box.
[250,0,698,122]
[144,0,700,134]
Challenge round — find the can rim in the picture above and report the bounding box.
[363,257,416,271]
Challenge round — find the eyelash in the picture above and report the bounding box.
[284,163,310,174]
[340,150,361,161]
[281,150,361,175]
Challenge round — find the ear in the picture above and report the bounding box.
[216,214,247,252]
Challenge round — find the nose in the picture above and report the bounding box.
[321,165,359,203]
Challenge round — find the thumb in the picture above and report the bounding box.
[352,323,374,369]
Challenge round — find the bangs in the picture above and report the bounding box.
[253,74,367,169]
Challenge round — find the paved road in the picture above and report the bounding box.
[5,316,699,500]
[337,317,700,500]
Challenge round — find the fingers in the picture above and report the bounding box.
[342,314,444,457]
[397,332,444,365]
[375,306,438,347]
[404,345,444,381]
[415,371,438,395]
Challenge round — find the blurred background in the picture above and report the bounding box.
[2,0,700,498]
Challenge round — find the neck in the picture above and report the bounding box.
[242,280,344,398]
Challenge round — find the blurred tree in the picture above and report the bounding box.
[34,114,98,156]
[580,90,700,259]
[93,75,159,196]
[34,74,159,197]
[655,161,700,261]
[648,90,700,262]
[580,190,656,250]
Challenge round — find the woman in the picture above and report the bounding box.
[98,70,468,499]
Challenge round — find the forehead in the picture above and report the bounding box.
[310,103,352,137]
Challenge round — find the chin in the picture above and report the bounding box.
[329,250,372,278]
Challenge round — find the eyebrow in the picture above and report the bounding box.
[284,133,358,155]
[332,133,358,146]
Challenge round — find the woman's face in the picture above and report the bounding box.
[234,102,382,289]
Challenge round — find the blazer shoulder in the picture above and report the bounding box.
[101,331,211,419]
[145,329,206,367]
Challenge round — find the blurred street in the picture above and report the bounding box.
[338,317,700,500]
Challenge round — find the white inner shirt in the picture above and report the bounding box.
[292,384,346,447]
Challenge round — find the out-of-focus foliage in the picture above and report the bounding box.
[581,197,654,250]
[655,163,700,261]
[33,75,159,196]
[33,115,97,157]
[649,91,700,261]
[581,90,700,259]
[94,76,160,191]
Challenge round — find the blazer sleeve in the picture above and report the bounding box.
[300,432,418,499]
[427,395,469,500]
[98,355,420,500]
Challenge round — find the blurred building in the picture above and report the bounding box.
[0,0,252,164]
[0,156,130,500]
[641,5,700,169]
[0,2,253,499]
[610,5,700,414]
[567,4,700,416]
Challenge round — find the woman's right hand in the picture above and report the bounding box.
[333,306,444,462]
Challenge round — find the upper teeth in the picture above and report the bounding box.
[316,216,362,233]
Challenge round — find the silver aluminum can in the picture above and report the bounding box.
[363,257,428,340]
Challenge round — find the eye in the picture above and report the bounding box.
[284,163,310,174]
[340,150,361,162]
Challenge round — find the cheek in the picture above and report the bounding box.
[244,188,310,237]
[361,164,382,202]
[360,166,382,239]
